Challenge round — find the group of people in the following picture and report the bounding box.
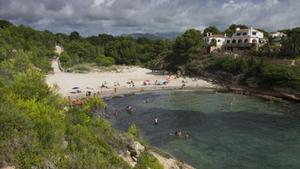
[127,80,136,88]
[172,129,190,139]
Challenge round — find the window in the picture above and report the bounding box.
[238,39,242,43]
[227,40,230,44]
[237,33,241,36]
[244,39,249,43]
[243,32,247,36]
[232,39,236,44]
[218,39,221,42]
[252,32,257,36]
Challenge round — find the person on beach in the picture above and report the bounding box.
[114,82,117,93]
[154,117,159,126]
[101,83,109,89]
[131,81,135,88]
[86,91,91,97]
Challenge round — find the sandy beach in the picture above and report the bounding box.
[46,59,217,98]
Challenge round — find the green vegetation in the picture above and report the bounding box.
[203,26,221,36]
[57,31,173,69]
[135,152,164,169]
[128,124,141,139]
[0,21,56,73]
[0,20,164,169]
[165,29,205,73]
[205,56,300,90]
[0,51,131,168]
[224,24,248,36]
[281,27,300,57]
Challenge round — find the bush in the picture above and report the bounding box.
[95,55,115,66]
[135,152,163,169]
[258,64,300,89]
[70,64,91,73]
[206,57,246,75]
[128,124,140,139]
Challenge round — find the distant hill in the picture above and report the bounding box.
[124,32,182,40]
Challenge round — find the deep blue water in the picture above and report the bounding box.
[107,90,300,169]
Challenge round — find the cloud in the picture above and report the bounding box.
[0,0,299,35]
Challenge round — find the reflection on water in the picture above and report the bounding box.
[107,90,300,169]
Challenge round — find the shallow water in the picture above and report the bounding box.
[107,90,300,169]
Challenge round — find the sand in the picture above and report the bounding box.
[46,59,217,98]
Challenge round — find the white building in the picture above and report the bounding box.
[204,33,227,51]
[270,31,286,42]
[205,27,266,52]
[270,31,286,38]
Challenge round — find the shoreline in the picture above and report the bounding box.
[62,81,298,104]
[48,60,300,103]
[68,85,219,100]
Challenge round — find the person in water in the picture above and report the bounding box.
[112,111,118,119]
[126,105,133,115]
[143,97,149,104]
[185,131,190,139]
[154,117,159,126]
[175,129,182,137]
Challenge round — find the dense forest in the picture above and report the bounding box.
[0,19,300,168]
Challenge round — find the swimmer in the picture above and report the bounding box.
[126,105,133,115]
[154,117,159,126]
[112,111,118,119]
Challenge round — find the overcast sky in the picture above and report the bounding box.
[0,0,299,36]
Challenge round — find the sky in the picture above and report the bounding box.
[0,0,299,36]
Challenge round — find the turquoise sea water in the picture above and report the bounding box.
[107,90,300,169]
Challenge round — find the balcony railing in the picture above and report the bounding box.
[224,43,257,47]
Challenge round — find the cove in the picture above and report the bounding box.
[107,90,300,169]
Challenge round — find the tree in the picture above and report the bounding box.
[281,27,300,56]
[98,33,114,45]
[203,26,220,36]
[0,19,13,29]
[165,29,205,73]
[69,31,80,41]
[224,24,248,36]
[10,68,50,100]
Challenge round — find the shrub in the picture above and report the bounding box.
[95,55,115,66]
[70,64,91,73]
[128,124,140,139]
[258,64,300,89]
[206,57,246,75]
[135,152,163,169]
